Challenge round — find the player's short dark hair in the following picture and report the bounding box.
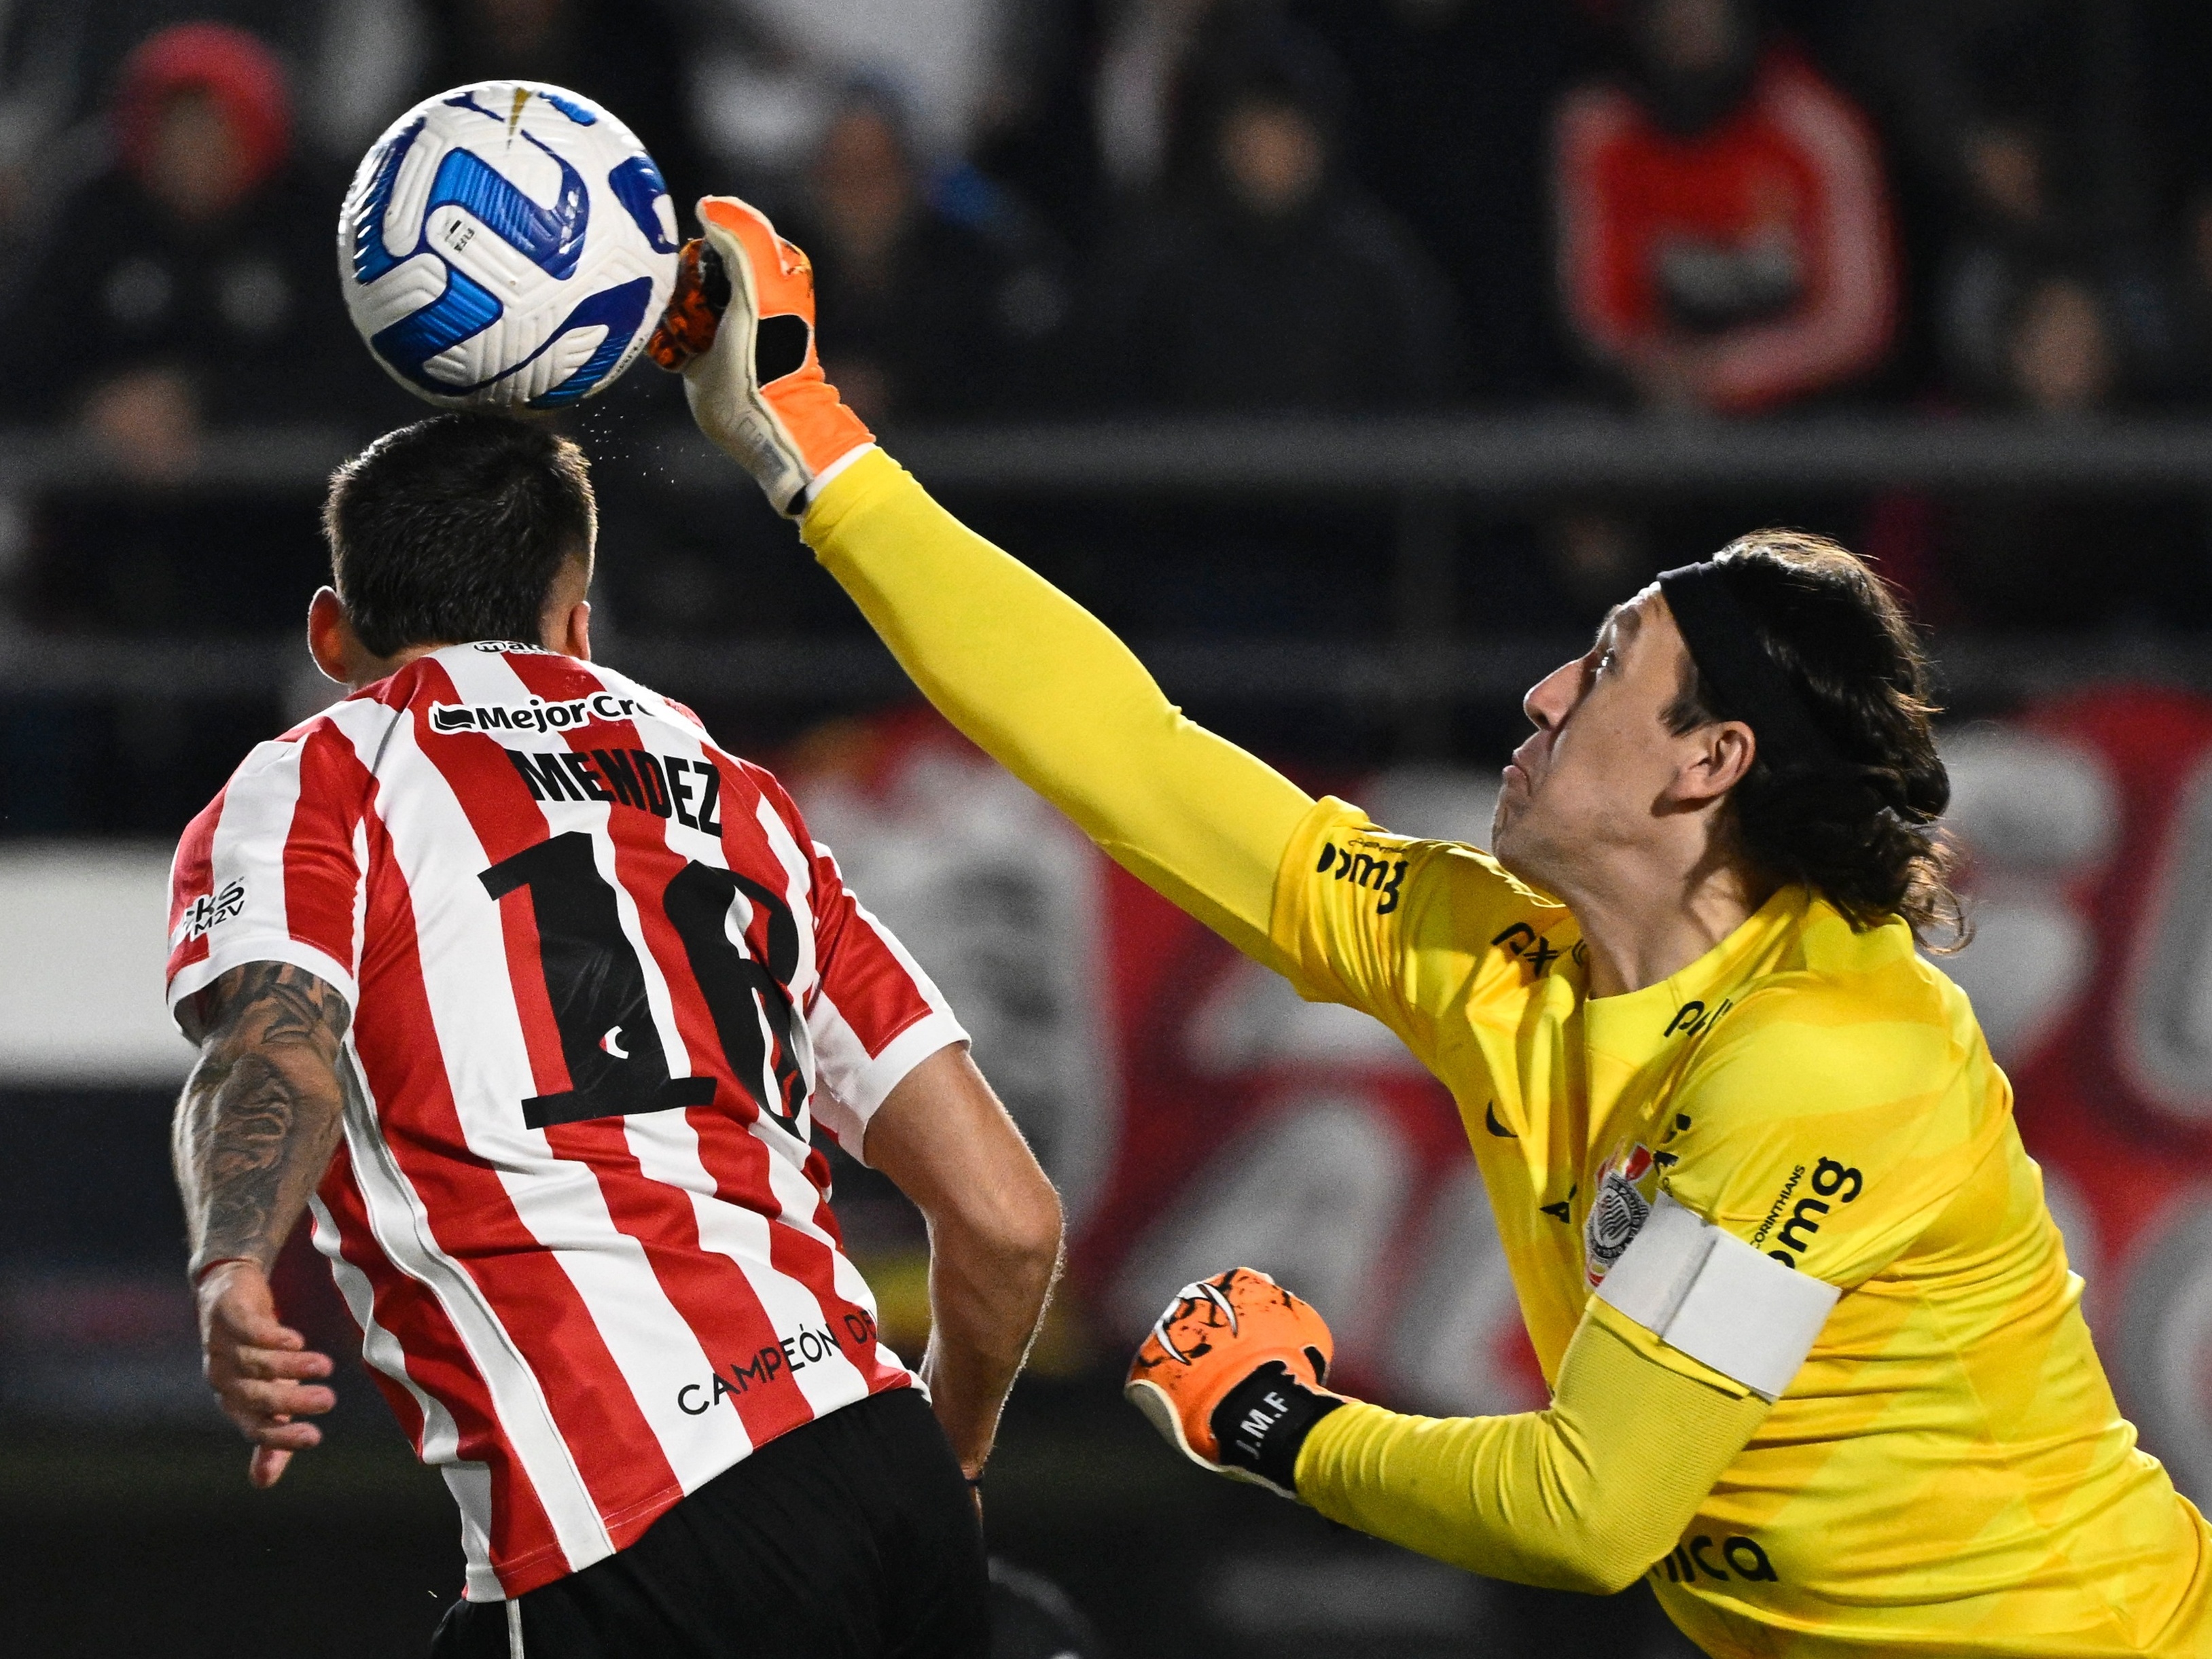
[1662,531,1967,948]
[323,414,596,659]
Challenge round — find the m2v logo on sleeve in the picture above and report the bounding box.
[1315,839,1408,914]
[177,878,247,943]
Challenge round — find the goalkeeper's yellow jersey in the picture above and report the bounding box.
[803,448,2211,1658]
[1277,798,2212,1656]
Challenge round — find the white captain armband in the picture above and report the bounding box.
[1594,1192,1840,1402]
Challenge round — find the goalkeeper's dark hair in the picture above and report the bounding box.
[1661,530,1967,949]
[323,414,596,658]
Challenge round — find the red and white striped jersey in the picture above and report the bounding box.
[166,643,965,1602]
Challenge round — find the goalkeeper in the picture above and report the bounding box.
[662,198,2212,1657]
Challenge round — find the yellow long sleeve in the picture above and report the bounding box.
[1294,1299,1772,1596]
[802,448,1314,965]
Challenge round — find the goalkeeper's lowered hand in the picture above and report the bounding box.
[1125,1267,1345,1499]
[647,195,873,517]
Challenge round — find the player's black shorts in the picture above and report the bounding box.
[429,1387,988,1659]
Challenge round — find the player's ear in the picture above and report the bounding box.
[1668,719,1756,809]
[556,598,592,662]
[306,588,358,686]
[540,551,592,659]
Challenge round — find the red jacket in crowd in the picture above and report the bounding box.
[1554,48,1897,412]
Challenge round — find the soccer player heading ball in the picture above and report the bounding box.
[166,399,1063,1644]
[671,197,2212,1655]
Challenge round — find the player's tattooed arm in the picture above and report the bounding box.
[172,961,351,1486]
[172,961,352,1279]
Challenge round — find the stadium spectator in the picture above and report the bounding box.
[1854,1,2181,404]
[1553,0,1897,412]
[1083,24,1459,412]
[5,21,367,453]
[966,0,1279,256]
[1946,262,2122,414]
[1859,1,2158,260]
[1092,0,1236,198]
[696,0,1033,171]
[0,22,391,645]
[1868,259,2207,631]
[781,85,1070,425]
[1292,0,1579,397]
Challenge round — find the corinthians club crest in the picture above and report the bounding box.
[1584,1142,1660,1287]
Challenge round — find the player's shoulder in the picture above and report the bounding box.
[1731,901,1974,1046]
[204,691,389,808]
[1285,797,1573,1012]
[1302,796,1554,904]
[1685,902,1993,1136]
[1662,905,2012,1283]
[568,657,714,742]
[568,656,802,818]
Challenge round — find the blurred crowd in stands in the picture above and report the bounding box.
[3,0,2212,655]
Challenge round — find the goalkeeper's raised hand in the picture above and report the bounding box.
[649,196,873,517]
[1124,1267,1344,1499]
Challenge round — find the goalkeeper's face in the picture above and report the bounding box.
[1492,586,1720,893]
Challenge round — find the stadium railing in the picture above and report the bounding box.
[2,414,2209,708]
[14,412,2212,494]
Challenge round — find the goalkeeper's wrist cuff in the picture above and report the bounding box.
[1209,1361,1345,1493]
[799,441,876,515]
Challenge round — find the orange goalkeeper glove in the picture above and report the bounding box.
[647,196,873,517]
[1124,1267,1344,1498]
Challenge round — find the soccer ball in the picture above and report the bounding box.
[338,82,681,410]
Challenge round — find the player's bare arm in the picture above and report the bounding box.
[172,960,349,1488]
[863,1044,1063,1481]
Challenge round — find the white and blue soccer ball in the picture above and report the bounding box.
[338,82,681,410]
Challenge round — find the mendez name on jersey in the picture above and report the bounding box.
[165,643,967,1603]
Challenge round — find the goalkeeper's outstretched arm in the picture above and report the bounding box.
[804,453,1311,961]
[668,196,1313,965]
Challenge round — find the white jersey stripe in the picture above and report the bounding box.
[311,1190,501,1596]
[755,794,823,1007]
[815,1001,969,1132]
[806,999,883,1156]
[338,1047,615,1568]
